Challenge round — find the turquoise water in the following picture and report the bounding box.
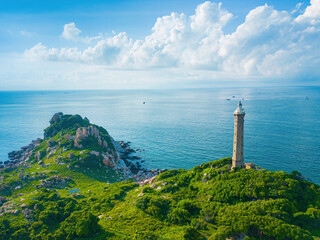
[0,87,319,183]
[68,189,80,194]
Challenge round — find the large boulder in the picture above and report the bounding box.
[69,152,74,159]
[49,112,63,125]
[36,151,42,161]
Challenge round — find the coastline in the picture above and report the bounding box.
[0,88,319,184]
[3,135,165,185]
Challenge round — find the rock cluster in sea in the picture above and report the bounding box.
[114,140,167,182]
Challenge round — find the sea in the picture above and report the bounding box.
[0,87,319,184]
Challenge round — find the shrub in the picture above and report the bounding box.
[57,211,100,238]
[208,226,232,240]
[136,196,170,220]
[168,208,190,224]
[176,199,199,215]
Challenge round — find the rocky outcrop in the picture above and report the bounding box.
[46,139,56,147]
[74,126,102,148]
[44,112,90,139]
[7,138,42,166]
[68,152,74,159]
[49,112,63,125]
[101,153,116,167]
[35,175,70,189]
[35,151,42,161]
[74,125,120,167]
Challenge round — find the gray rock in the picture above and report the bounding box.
[46,139,55,147]
[12,210,19,215]
[49,112,63,125]
[36,151,42,161]
[69,152,74,159]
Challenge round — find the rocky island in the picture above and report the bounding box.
[0,113,319,240]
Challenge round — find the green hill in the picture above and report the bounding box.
[0,114,319,240]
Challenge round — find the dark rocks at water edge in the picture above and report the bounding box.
[8,138,42,160]
[113,140,167,182]
[117,141,142,171]
[4,138,42,168]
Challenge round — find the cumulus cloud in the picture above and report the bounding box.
[25,43,84,61]
[62,22,101,43]
[24,0,320,81]
[296,0,320,24]
[62,22,81,41]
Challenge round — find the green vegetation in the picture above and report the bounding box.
[1,114,319,239]
[1,157,319,240]
[44,113,90,139]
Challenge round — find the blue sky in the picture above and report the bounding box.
[0,0,319,90]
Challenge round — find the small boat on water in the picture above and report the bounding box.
[143,101,146,104]
[226,98,231,101]
[306,96,309,100]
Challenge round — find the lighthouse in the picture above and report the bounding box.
[232,101,245,168]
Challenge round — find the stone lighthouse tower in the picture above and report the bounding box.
[232,101,245,168]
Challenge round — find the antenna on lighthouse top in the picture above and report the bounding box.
[234,101,245,115]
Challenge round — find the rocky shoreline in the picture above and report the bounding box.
[1,138,42,170]
[106,140,167,184]
[1,112,168,189]
[3,136,166,185]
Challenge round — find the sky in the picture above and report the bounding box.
[0,0,320,90]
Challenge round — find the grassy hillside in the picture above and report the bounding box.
[0,114,319,240]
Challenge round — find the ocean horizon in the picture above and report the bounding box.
[1,86,319,183]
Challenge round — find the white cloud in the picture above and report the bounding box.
[62,22,101,43]
[190,2,232,33]
[296,0,320,24]
[62,22,81,41]
[25,43,84,62]
[24,0,320,83]
[219,5,293,75]
[291,3,304,14]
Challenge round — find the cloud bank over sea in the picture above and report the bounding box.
[3,0,320,89]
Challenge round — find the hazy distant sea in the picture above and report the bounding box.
[0,87,319,183]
